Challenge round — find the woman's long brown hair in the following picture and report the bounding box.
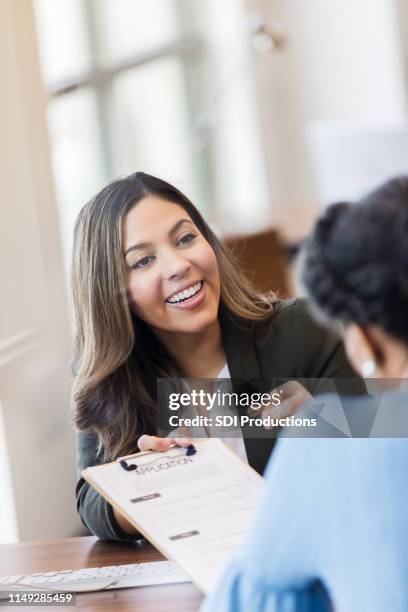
[72,172,276,461]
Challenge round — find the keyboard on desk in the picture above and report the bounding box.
[0,561,191,594]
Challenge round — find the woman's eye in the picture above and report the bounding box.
[132,255,155,269]
[177,232,198,246]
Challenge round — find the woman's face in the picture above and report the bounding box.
[123,196,221,335]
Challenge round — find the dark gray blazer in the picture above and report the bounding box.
[75,298,361,541]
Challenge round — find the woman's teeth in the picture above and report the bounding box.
[167,281,202,304]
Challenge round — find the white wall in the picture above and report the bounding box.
[244,0,408,217]
[0,400,18,543]
[0,0,82,541]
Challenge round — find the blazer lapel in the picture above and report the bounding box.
[220,312,261,380]
[220,310,277,474]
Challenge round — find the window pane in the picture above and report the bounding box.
[47,88,106,276]
[33,0,92,84]
[100,0,180,63]
[108,57,199,205]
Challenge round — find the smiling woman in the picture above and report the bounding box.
[72,173,273,454]
[73,172,359,541]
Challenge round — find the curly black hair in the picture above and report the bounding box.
[302,176,408,343]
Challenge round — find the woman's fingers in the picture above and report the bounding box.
[137,434,192,452]
[261,398,299,429]
[173,437,193,447]
[167,426,192,441]
[137,435,168,452]
[246,381,313,428]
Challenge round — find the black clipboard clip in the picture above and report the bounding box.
[119,459,137,472]
[119,444,196,472]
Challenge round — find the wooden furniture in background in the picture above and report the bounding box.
[223,228,291,297]
[0,536,203,612]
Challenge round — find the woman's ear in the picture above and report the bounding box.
[342,323,379,378]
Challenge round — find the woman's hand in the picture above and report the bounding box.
[137,434,192,452]
[249,381,312,429]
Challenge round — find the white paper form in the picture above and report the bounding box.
[82,439,264,593]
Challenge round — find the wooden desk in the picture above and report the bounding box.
[0,536,203,611]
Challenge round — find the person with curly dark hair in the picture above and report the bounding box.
[303,177,408,377]
[201,176,408,612]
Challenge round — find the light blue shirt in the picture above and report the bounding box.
[201,430,408,611]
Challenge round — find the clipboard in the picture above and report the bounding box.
[82,438,264,593]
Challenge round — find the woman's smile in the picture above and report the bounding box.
[165,280,205,310]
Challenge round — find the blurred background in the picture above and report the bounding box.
[1,0,408,542]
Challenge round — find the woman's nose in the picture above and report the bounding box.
[162,250,191,280]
